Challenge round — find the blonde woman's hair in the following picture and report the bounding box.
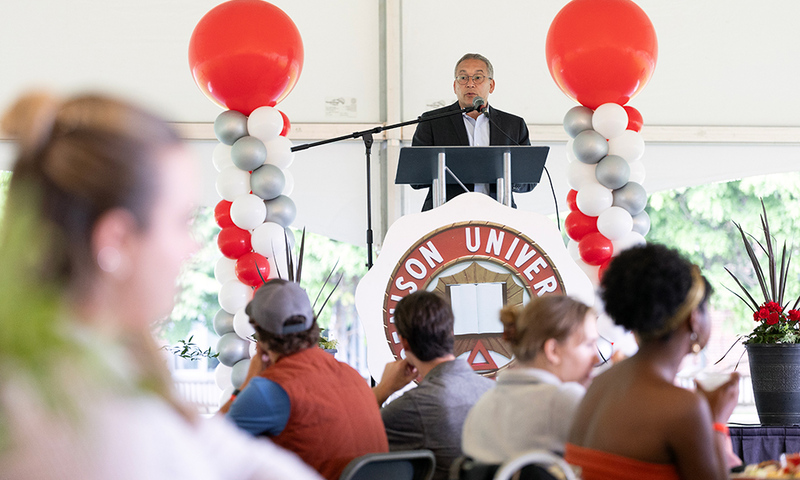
[500,295,592,363]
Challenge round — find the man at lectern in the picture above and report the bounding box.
[412,53,532,211]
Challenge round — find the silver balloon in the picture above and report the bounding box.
[612,182,648,215]
[214,110,248,146]
[231,136,267,171]
[285,227,296,251]
[563,106,595,138]
[264,195,297,227]
[216,332,250,367]
[250,164,286,200]
[632,210,651,236]
[595,155,631,190]
[213,309,235,336]
[573,130,609,165]
[231,359,250,389]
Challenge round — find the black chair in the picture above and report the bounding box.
[450,450,578,480]
[339,449,436,480]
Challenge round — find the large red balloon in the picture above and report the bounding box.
[565,210,599,242]
[624,106,644,132]
[235,252,271,287]
[214,200,234,228]
[188,0,304,115]
[545,0,657,109]
[218,226,252,259]
[579,233,614,266]
[566,189,579,212]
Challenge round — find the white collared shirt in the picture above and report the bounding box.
[462,107,491,194]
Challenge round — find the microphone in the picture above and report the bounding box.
[472,96,487,113]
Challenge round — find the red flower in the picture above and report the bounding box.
[767,311,781,325]
[766,301,783,313]
[754,311,761,321]
[758,308,770,320]
[789,310,800,322]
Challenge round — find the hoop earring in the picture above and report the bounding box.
[690,332,701,354]
[97,246,122,273]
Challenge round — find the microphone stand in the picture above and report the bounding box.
[291,104,479,269]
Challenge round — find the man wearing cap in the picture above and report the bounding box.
[372,291,495,480]
[221,279,388,480]
[411,53,532,211]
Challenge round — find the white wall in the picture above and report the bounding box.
[1,0,799,247]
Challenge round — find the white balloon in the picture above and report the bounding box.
[251,222,289,258]
[576,183,613,217]
[231,359,251,390]
[248,106,284,143]
[215,166,251,202]
[608,130,645,163]
[219,386,235,408]
[230,194,267,230]
[267,254,290,280]
[233,307,255,340]
[628,159,646,184]
[218,279,253,314]
[611,231,647,256]
[575,259,600,287]
[566,161,597,190]
[566,139,577,163]
[214,256,237,284]
[567,239,581,261]
[214,363,233,390]
[264,136,295,169]
[592,103,629,139]
[282,170,295,196]
[212,143,234,172]
[597,206,634,241]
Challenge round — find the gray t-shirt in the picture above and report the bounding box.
[381,359,495,480]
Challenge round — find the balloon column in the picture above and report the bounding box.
[188,0,303,404]
[546,0,657,285]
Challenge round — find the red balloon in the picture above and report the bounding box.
[579,233,614,266]
[545,0,658,109]
[565,210,599,242]
[217,226,252,259]
[188,0,304,115]
[214,200,234,228]
[278,110,291,137]
[624,106,643,132]
[566,189,579,211]
[235,252,271,287]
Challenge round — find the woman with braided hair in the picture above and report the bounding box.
[566,243,741,480]
[0,92,321,480]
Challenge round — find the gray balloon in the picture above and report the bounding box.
[632,210,651,236]
[563,106,595,138]
[595,155,631,190]
[285,227,296,251]
[264,195,297,227]
[213,309,235,336]
[613,182,648,215]
[231,359,250,389]
[573,130,609,164]
[231,136,267,171]
[216,332,250,367]
[214,110,248,146]
[250,164,286,200]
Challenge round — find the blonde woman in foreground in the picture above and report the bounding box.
[0,92,321,480]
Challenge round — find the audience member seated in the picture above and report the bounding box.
[462,295,598,463]
[373,291,495,480]
[222,279,388,480]
[0,92,321,480]
[566,244,741,480]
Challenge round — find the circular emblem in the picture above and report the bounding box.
[382,221,565,376]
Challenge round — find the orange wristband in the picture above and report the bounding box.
[713,422,729,435]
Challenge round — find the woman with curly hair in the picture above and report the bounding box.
[0,92,321,480]
[565,244,741,480]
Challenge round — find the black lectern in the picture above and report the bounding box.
[395,146,549,208]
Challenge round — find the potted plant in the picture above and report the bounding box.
[726,199,800,425]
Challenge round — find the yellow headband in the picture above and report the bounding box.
[641,265,706,341]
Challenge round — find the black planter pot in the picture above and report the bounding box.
[746,343,800,426]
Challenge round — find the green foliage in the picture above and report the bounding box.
[646,172,800,338]
[162,335,218,361]
[0,171,11,224]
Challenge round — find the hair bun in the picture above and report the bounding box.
[1,91,61,155]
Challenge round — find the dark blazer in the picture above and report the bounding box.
[411,101,531,211]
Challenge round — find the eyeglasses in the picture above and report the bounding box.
[455,74,490,85]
